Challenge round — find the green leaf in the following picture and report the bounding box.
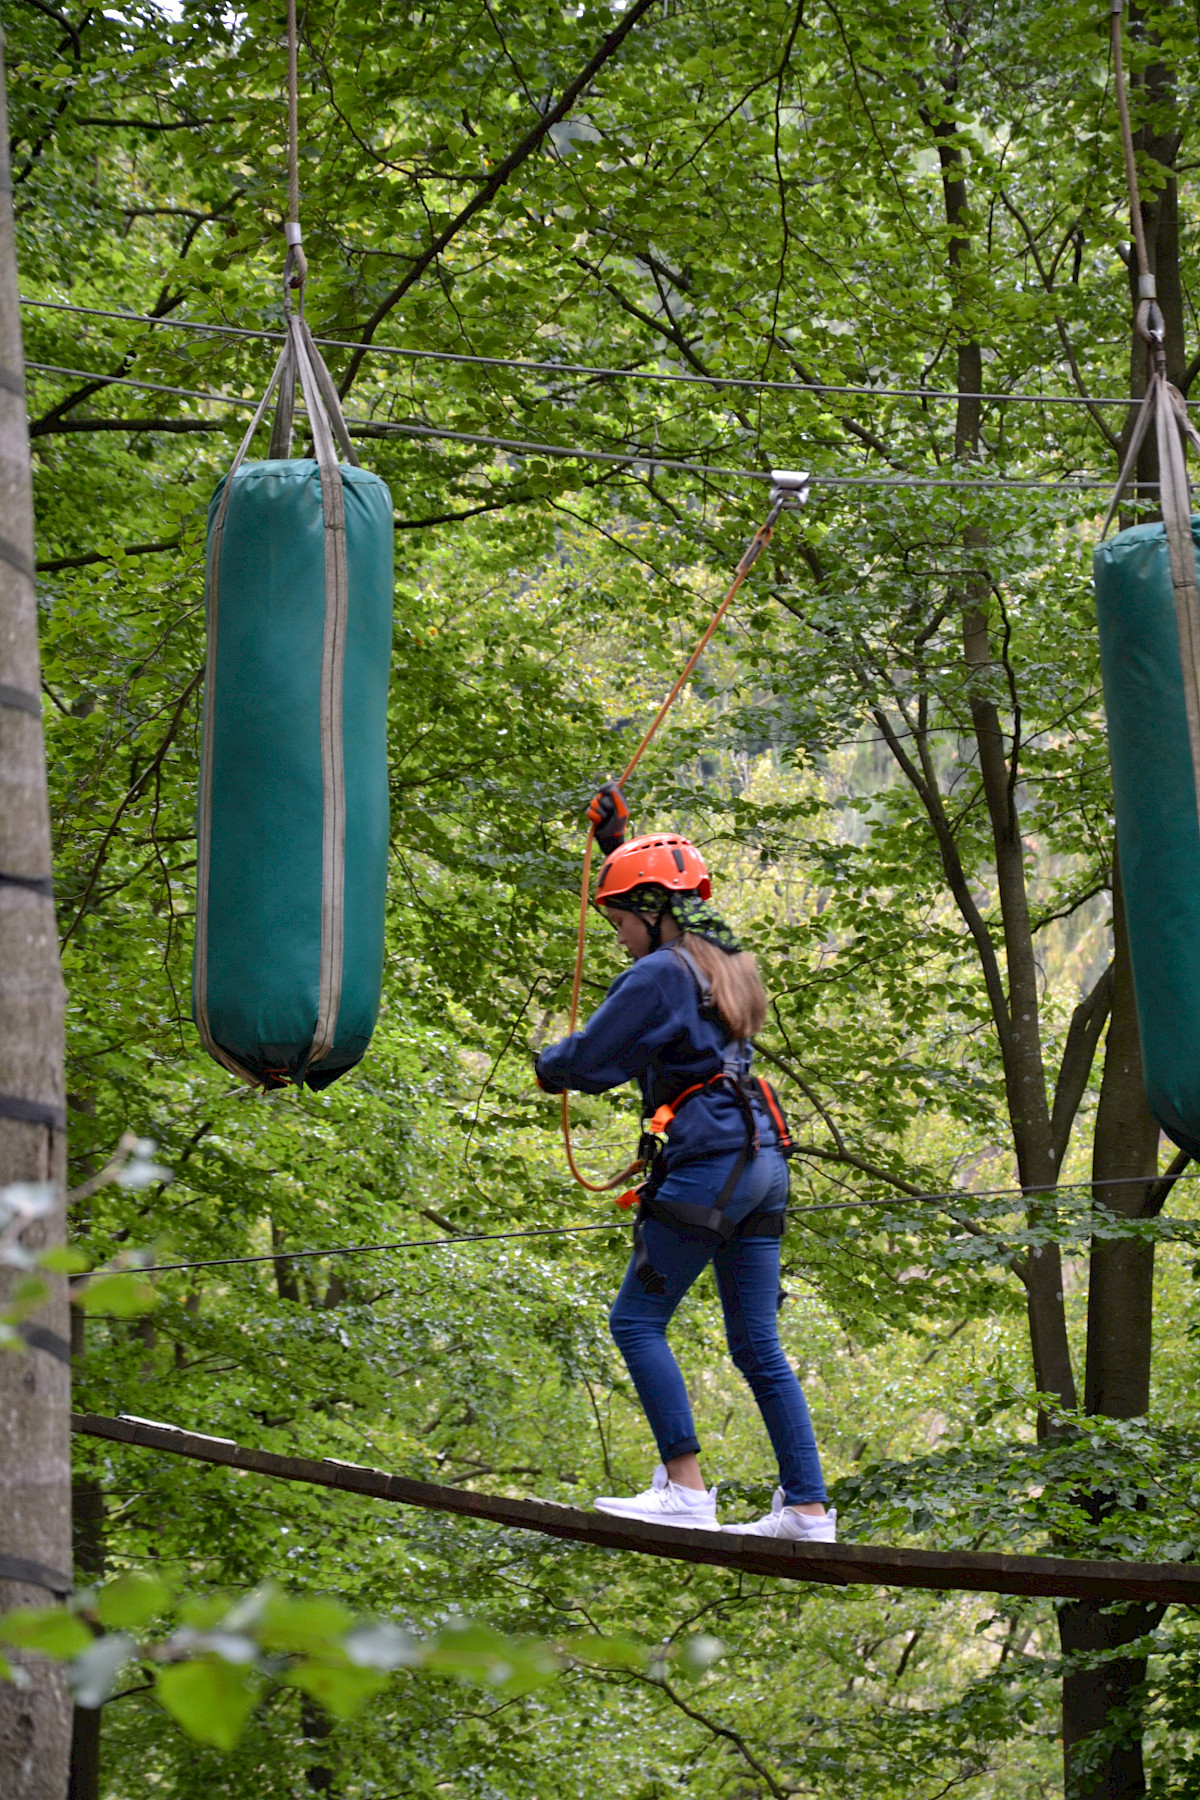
[74,1272,158,1317]
[559,1633,645,1671]
[287,1658,387,1718]
[423,1623,560,1692]
[257,1592,353,1654]
[95,1572,172,1631]
[0,1608,93,1659]
[39,1246,91,1273]
[178,1593,235,1631]
[156,1657,259,1749]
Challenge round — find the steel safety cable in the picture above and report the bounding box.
[18,298,1147,409]
[22,364,1132,493]
[282,0,307,302]
[64,1166,1200,1280]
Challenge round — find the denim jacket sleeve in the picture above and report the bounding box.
[534,960,673,1095]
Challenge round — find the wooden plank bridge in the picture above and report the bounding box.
[72,1411,1200,1608]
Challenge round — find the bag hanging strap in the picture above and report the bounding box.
[195,0,367,1086]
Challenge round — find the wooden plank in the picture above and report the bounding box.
[71,1412,1200,1607]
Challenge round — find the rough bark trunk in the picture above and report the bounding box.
[0,21,72,1800]
[1057,853,1163,1800]
[67,1435,105,1800]
[1060,1595,1162,1800]
[1084,853,1159,1422]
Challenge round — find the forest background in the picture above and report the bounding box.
[8,0,1200,1792]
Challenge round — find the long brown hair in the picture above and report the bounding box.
[679,933,767,1041]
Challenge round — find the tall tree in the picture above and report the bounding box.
[0,16,72,1800]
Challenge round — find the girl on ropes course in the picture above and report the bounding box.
[534,786,834,1542]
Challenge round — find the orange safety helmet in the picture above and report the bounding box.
[594,833,711,909]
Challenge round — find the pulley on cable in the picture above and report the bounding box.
[1093,0,1200,1154]
[193,0,393,1090]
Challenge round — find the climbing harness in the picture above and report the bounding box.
[559,470,809,1190]
[1092,0,1200,1155]
[193,0,394,1089]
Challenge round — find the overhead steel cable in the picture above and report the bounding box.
[73,1167,1200,1279]
[21,296,1143,408]
[25,361,1133,493]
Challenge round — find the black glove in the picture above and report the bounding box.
[533,1054,563,1094]
[586,781,631,858]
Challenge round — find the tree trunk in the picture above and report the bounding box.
[1060,1595,1161,1800]
[67,1448,105,1800]
[932,95,1077,1420]
[1058,852,1162,1799]
[301,1697,336,1794]
[0,20,72,1800]
[1084,852,1159,1422]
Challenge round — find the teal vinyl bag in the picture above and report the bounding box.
[194,317,393,1089]
[1094,516,1200,1155]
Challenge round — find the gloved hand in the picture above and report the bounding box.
[533,1054,563,1094]
[586,781,630,858]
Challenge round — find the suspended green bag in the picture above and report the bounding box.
[194,313,393,1089]
[1093,366,1200,1154]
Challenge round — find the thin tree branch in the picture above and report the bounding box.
[1141,1147,1191,1219]
[29,418,223,437]
[58,669,203,948]
[37,538,181,573]
[338,0,660,396]
[1049,963,1114,1172]
[626,1673,787,1799]
[73,114,227,131]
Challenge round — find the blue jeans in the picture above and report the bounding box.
[608,1150,827,1505]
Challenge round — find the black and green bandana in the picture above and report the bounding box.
[606,883,743,956]
[669,892,743,954]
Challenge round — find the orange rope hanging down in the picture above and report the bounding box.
[559,473,809,1191]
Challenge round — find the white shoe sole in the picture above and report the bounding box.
[722,1524,837,1543]
[595,1500,718,1529]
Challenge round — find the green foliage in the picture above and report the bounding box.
[12,0,1200,1788]
[0,1577,707,1753]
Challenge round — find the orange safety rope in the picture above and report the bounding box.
[559,483,803,1190]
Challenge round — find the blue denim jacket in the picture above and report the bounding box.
[534,943,779,1169]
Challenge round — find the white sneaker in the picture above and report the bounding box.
[595,1465,719,1529]
[723,1488,837,1542]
